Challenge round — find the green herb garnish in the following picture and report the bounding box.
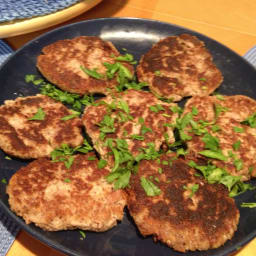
[28,108,45,121]
[140,177,161,196]
[80,66,104,79]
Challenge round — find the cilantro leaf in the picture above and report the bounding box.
[199,150,227,161]
[232,140,241,151]
[28,108,45,121]
[183,184,199,198]
[241,113,256,128]
[241,202,256,208]
[140,177,161,196]
[98,159,107,169]
[80,66,104,79]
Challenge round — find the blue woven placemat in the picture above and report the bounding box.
[0,0,81,23]
[0,39,255,255]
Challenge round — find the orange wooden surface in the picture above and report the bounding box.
[4,0,256,255]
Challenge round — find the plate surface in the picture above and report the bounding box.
[1,17,256,256]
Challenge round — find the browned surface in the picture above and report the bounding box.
[0,94,83,158]
[7,153,127,231]
[137,34,223,101]
[183,95,256,180]
[82,89,178,164]
[126,155,239,252]
[37,36,134,95]
[184,95,256,122]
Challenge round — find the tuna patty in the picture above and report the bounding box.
[7,153,127,231]
[126,154,239,252]
[182,95,256,180]
[37,36,134,95]
[137,34,223,101]
[82,89,178,166]
[0,94,83,159]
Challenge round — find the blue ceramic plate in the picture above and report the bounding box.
[1,18,256,256]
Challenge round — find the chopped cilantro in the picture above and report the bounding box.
[211,124,221,132]
[61,110,80,121]
[118,100,129,114]
[232,140,241,151]
[241,202,256,208]
[138,117,144,124]
[170,106,183,115]
[215,94,225,101]
[1,178,7,184]
[25,75,94,111]
[191,106,198,116]
[98,159,107,169]
[214,104,229,119]
[158,167,163,174]
[115,53,136,64]
[149,104,165,113]
[233,158,243,171]
[183,184,199,198]
[130,134,144,140]
[162,160,169,166]
[154,70,162,76]
[233,126,244,133]
[64,156,74,169]
[141,125,152,135]
[80,66,104,79]
[188,160,255,197]
[28,108,45,121]
[79,230,86,239]
[50,139,93,168]
[201,133,220,151]
[199,150,227,161]
[241,113,256,128]
[87,156,97,160]
[140,177,161,196]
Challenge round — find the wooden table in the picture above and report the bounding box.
[4,0,256,255]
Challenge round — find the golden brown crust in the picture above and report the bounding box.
[37,36,134,95]
[183,95,256,180]
[82,89,178,165]
[0,94,83,159]
[184,95,256,122]
[137,34,223,101]
[7,153,127,231]
[126,155,239,252]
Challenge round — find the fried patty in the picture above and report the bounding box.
[183,95,256,122]
[126,154,239,252]
[183,95,256,180]
[37,36,134,95]
[7,153,127,231]
[82,89,178,165]
[137,34,223,101]
[0,94,83,159]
